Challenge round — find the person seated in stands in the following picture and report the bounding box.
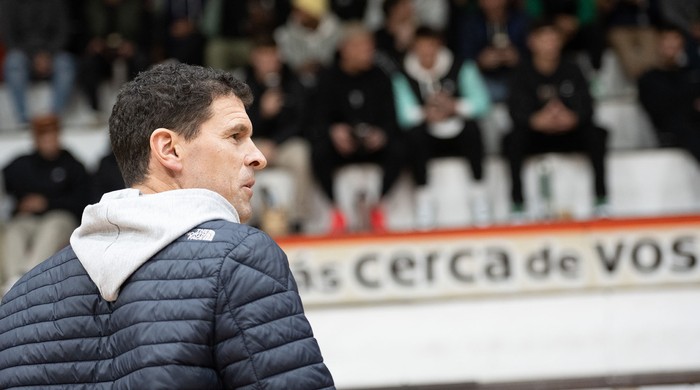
[638,24,700,164]
[392,26,492,228]
[458,0,529,102]
[502,19,609,220]
[310,22,406,234]
[1,115,90,291]
[524,0,605,73]
[238,35,313,234]
[0,0,76,127]
[274,0,343,88]
[79,0,152,120]
[657,0,700,68]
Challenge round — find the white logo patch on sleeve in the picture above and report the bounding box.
[186,229,216,241]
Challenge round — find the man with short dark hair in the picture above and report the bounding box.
[0,63,335,389]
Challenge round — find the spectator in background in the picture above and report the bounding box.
[638,25,700,164]
[1,115,90,292]
[392,26,492,228]
[274,0,343,88]
[79,0,152,119]
[311,23,405,234]
[503,20,608,220]
[239,36,313,234]
[154,0,207,65]
[0,0,76,126]
[657,0,700,67]
[374,0,418,74]
[202,0,289,71]
[600,0,662,80]
[524,0,605,72]
[459,0,529,102]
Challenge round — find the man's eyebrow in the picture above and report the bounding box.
[229,123,252,135]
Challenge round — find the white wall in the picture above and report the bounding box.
[306,288,700,388]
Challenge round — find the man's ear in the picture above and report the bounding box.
[150,128,183,172]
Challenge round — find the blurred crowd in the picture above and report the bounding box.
[1,0,699,290]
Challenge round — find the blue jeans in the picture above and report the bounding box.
[3,50,76,123]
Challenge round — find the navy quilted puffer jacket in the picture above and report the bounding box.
[0,189,334,389]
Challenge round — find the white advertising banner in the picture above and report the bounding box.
[279,215,700,307]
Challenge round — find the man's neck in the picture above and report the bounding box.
[133,176,180,195]
[533,55,559,75]
[340,61,362,75]
[485,9,507,23]
[37,150,61,161]
[659,58,682,71]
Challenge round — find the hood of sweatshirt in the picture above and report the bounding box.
[404,47,454,97]
[70,188,240,302]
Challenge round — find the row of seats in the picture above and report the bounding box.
[1,120,698,234]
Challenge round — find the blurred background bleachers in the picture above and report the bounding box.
[3,48,696,230]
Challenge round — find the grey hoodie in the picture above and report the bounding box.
[70,188,239,302]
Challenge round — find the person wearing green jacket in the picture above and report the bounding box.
[392,26,492,229]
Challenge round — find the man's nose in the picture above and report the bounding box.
[247,141,267,169]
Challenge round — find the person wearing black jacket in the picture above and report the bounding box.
[311,22,406,233]
[1,115,90,291]
[638,24,700,163]
[502,20,608,219]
